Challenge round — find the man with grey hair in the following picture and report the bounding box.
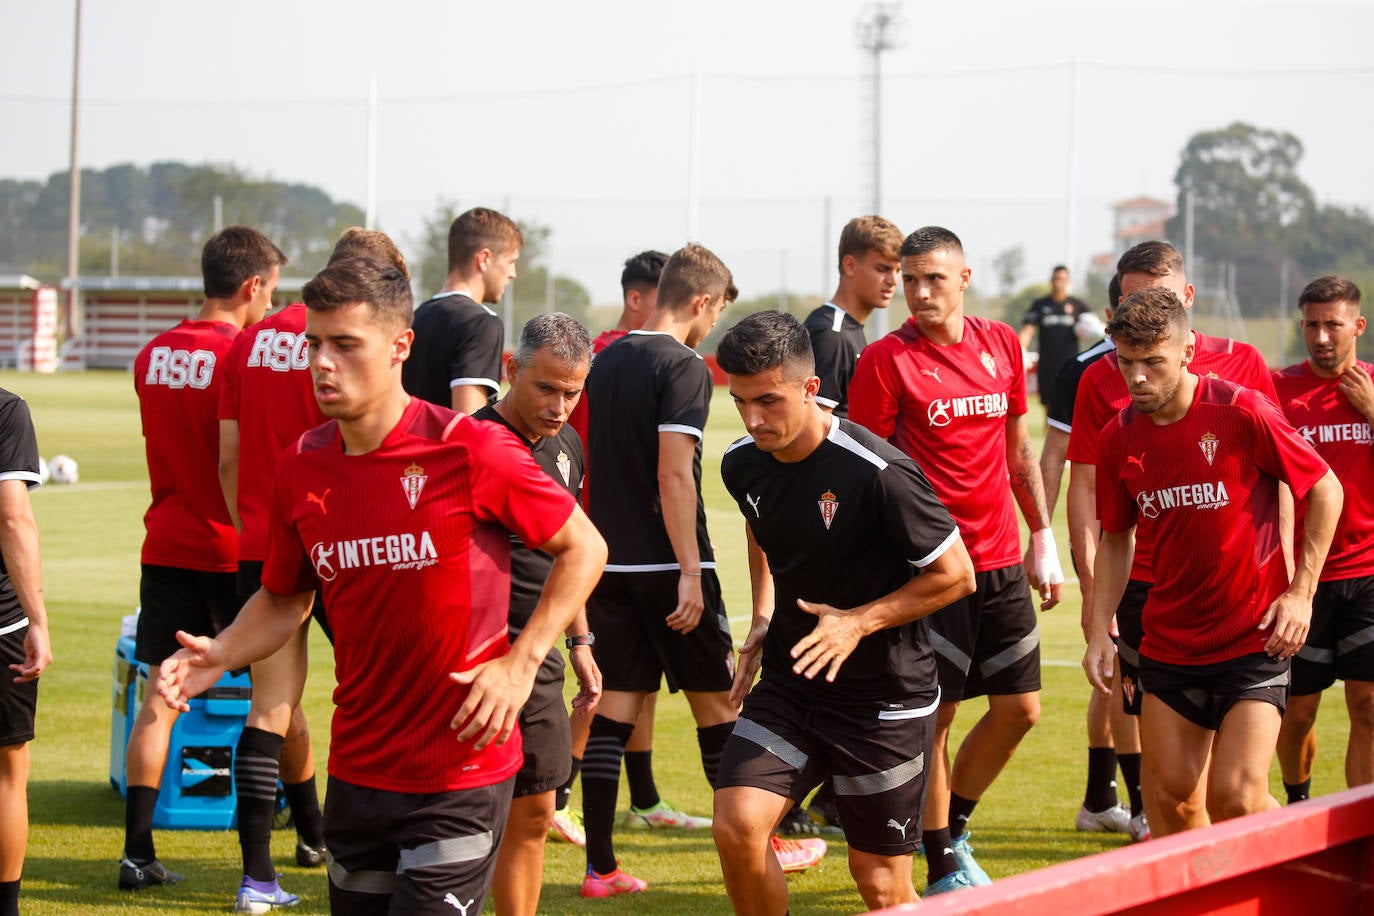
[473,313,603,916]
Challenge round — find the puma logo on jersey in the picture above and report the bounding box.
[246,328,309,371]
[306,490,331,515]
[1125,453,1146,473]
[443,894,475,914]
[1289,390,1319,412]
[887,817,912,839]
[144,347,216,389]
[746,494,762,518]
[920,367,942,383]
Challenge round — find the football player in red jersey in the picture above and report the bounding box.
[159,256,606,915]
[1085,287,1341,836]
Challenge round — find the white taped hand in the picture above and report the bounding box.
[1031,527,1064,587]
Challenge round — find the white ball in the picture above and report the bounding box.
[37,457,50,485]
[48,454,78,484]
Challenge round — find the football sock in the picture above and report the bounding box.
[284,776,325,849]
[697,722,734,789]
[0,879,19,916]
[555,756,581,812]
[1085,746,1120,812]
[624,750,660,810]
[1118,753,1144,818]
[948,793,978,840]
[1284,779,1311,804]
[923,828,959,882]
[583,715,634,875]
[124,785,160,862]
[235,727,285,882]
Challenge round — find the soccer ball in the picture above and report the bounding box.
[37,457,50,485]
[48,454,78,485]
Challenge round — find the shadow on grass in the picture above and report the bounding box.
[28,778,126,828]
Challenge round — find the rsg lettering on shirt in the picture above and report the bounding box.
[246,328,310,372]
[331,530,439,572]
[1136,481,1230,518]
[926,392,1009,428]
[144,347,216,389]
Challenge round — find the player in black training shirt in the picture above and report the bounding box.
[579,244,740,896]
[474,313,601,916]
[404,207,521,414]
[804,215,903,418]
[1020,264,1090,408]
[712,312,974,913]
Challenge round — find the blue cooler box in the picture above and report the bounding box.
[109,634,253,829]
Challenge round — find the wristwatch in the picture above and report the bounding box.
[566,633,596,649]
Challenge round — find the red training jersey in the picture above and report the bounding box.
[1068,332,1276,583]
[134,319,241,572]
[1097,377,1329,665]
[218,303,325,561]
[849,315,1028,571]
[261,398,576,794]
[1273,361,1374,581]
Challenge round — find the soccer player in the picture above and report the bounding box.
[1065,241,1279,837]
[580,243,758,896]
[848,226,1063,894]
[713,311,975,914]
[0,389,52,916]
[804,215,902,418]
[473,313,602,916]
[1020,265,1091,409]
[158,255,607,915]
[121,226,284,892]
[1273,275,1374,799]
[403,207,521,414]
[217,227,407,911]
[1084,286,1341,836]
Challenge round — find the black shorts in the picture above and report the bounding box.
[136,565,244,666]
[1292,575,1374,695]
[717,678,934,856]
[513,652,571,798]
[928,564,1040,700]
[1139,652,1289,731]
[0,619,37,746]
[1112,580,1152,716]
[324,774,514,916]
[238,560,334,646]
[588,570,734,694]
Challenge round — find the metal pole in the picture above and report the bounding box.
[856,4,902,335]
[1278,258,1290,366]
[213,195,223,233]
[110,227,118,278]
[1184,188,1195,276]
[502,195,514,346]
[366,74,378,230]
[65,0,83,341]
[822,195,832,297]
[545,242,555,314]
[688,69,702,241]
[1065,59,1081,271]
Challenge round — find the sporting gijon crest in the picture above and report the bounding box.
[401,462,427,509]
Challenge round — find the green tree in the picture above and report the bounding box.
[992,246,1025,295]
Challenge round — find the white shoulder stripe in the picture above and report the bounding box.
[910,527,960,569]
[815,395,840,409]
[827,303,845,332]
[1046,418,1071,434]
[451,377,500,392]
[0,470,41,486]
[659,423,703,440]
[725,436,755,455]
[828,421,887,469]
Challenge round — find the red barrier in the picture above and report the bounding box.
[876,785,1374,915]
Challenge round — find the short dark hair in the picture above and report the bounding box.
[1298,274,1362,311]
[838,216,903,271]
[302,256,413,331]
[1117,240,1184,278]
[448,208,523,272]
[657,244,738,313]
[513,312,592,368]
[1106,287,1188,350]
[330,227,410,280]
[1052,264,1069,275]
[1107,272,1122,309]
[621,250,669,297]
[900,226,964,260]
[201,226,287,299]
[716,310,815,379]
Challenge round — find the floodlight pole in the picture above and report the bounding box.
[65,0,83,341]
[856,3,902,334]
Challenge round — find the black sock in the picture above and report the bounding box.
[1084,746,1120,812]
[624,750,660,810]
[124,785,160,862]
[948,793,978,840]
[235,727,284,882]
[0,879,19,916]
[1285,779,1312,804]
[284,777,325,849]
[697,722,734,790]
[583,715,634,875]
[1118,753,1144,818]
[923,828,958,883]
[556,756,581,812]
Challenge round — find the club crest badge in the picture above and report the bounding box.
[1199,432,1218,466]
[980,351,997,378]
[401,462,427,509]
[1122,676,1136,707]
[818,490,839,530]
[556,449,572,486]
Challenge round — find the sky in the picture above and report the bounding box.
[4,0,1373,315]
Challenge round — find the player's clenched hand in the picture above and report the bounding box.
[10,622,51,683]
[730,619,768,708]
[157,630,228,712]
[790,599,864,683]
[666,573,705,634]
[568,646,602,714]
[449,657,535,750]
[1030,528,1064,610]
[1082,633,1116,696]
[1261,590,1312,660]
[1339,363,1374,419]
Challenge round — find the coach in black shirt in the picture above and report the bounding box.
[1020,264,1090,408]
